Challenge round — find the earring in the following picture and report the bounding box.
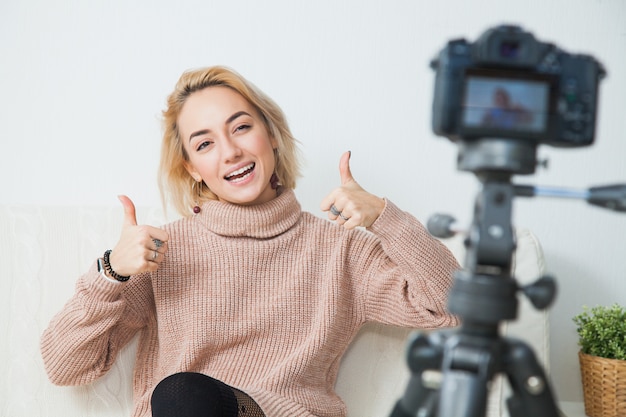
[270,173,280,190]
[271,148,280,190]
[192,181,202,214]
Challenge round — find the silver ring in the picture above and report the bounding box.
[330,204,341,216]
[339,213,349,221]
[152,250,158,261]
[153,238,163,249]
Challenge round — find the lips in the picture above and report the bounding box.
[224,163,255,182]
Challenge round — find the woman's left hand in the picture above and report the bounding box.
[321,151,385,230]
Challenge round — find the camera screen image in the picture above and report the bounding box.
[461,75,550,134]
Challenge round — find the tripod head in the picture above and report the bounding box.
[447,137,531,317]
[447,137,556,327]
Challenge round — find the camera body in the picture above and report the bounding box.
[431,25,605,147]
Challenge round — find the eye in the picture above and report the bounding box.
[234,124,251,133]
[196,140,212,152]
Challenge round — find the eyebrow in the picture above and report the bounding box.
[188,111,253,142]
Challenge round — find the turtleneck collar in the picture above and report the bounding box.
[194,188,302,239]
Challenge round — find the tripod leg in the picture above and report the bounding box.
[438,368,490,417]
[436,331,500,417]
[503,339,560,417]
[390,332,445,417]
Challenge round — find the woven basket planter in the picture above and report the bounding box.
[579,351,626,417]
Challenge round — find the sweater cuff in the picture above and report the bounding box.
[80,260,127,303]
[97,257,124,284]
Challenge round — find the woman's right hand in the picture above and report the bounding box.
[106,195,169,277]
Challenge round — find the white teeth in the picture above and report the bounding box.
[225,163,254,179]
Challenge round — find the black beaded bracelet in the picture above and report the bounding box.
[103,249,131,282]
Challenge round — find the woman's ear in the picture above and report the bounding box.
[269,131,279,150]
[183,161,202,183]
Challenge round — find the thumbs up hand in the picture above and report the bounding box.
[107,195,169,278]
[320,151,385,230]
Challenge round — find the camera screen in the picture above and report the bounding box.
[461,75,550,134]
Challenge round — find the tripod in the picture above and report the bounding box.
[391,138,561,417]
[390,138,626,417]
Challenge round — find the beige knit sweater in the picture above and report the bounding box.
[41,189,459,417]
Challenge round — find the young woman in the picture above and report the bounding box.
[41,66,459,417]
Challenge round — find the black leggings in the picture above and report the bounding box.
[151,372,266,417]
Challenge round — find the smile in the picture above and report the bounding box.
[225,163,255,182]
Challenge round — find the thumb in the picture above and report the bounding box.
[118,195,138,227]
[339,151,354,186]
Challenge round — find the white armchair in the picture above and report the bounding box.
[0,205,550,417]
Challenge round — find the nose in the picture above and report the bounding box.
[220,137,242,162]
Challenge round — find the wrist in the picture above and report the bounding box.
[97,257,121,284]
[101,250,131,282]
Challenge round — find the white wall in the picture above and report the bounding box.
[1,0,625,405]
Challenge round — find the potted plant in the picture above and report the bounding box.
[573,304,626,417]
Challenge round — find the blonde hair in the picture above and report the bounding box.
[158,66,302,216]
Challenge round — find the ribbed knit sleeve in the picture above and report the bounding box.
[40,262,153,386]
[358,198,460,329]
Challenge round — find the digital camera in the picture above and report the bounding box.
[430,25,605,147]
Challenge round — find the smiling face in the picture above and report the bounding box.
[179,86,278,206]
[494,88,511,108]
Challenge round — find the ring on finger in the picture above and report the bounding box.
[153,238,163,249]
[330,204,341,216]
[339,212,349,221]
[152,250,158,261]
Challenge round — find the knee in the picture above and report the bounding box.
[151,372,238,417]
[152,372,208,400]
